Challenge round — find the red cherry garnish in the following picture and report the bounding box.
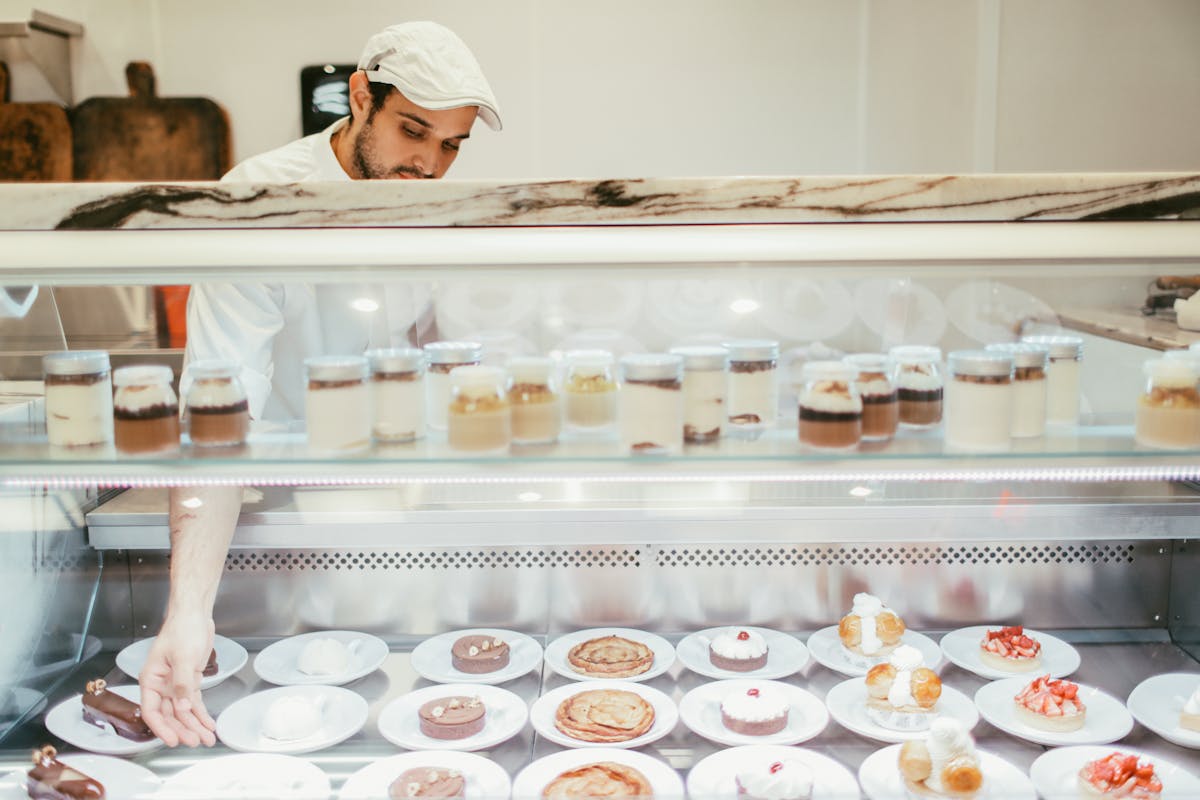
[769,762,784,774]
[737,631,750,641]
[747,688,760,698]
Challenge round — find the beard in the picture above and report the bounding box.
[351,119,427,179]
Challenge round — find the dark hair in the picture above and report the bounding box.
[364,76,395,121]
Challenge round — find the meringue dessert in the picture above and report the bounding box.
[297,638,352,676]
[735,759,813,800]
[838,592,905,665]
[261,695,322,741]
[898,717,984,799]
[1181,684,1200,732]
[1014,675,1086,732]
[865,644,941,731]
[720,685,790,736]
[709,628,769,672]
[979,626,1041,672]
[1078,752,1162,800]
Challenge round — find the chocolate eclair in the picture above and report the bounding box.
[203,648,219,678]
[27,745,105,800]
[81,679,154,742]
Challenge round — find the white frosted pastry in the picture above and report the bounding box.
[735,758,814,800]
[887,645,924,708]
[838,592,905,665]
[297,638,351,676]
[898,717,983,799]
[1181,684,1200,732]
[261,695,322,741]
[721,685,790,735]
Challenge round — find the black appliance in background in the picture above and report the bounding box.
[300,64,356,135]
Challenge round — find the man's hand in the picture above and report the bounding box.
[138,613,217,747]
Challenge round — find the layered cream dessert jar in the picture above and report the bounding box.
[424,341,483,431]
[844,353,897,442]
[448,365,511,453]
[367,348,425,443]
[1021,335,1083,425]
[889,345,944,428]
[183,360,249,447]
[1135,358,1200,450]
[507,356,561,445]
[113,365,180,454]
[618,353,684,454]
[42,350,113,447]
[563,349,618,433]
[669,345,728,443]
[724,340,779,429]
[944,351,1014,451]
[799,361,863,450]
[986,342,1048,438]
[304,356,370,452]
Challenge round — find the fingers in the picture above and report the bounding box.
[161,698,201,748]
[172,698,217,747]
[138,685,180,748]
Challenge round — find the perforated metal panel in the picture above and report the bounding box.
[225,547,643,572]
[655,543,1137,568]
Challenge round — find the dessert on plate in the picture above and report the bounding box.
[709,628,769,672]
[80,679,154,742]
[27,745,105,800]
[1078,752,1162,800]
[865,645,941,731]
[261,695,322,741]
[388,767,465,799]
[203,648,219,678]
[1013,675,1086,732]
[541,762,652,798]
[898,717,984,799]
[554,688,655,743]
[979,626,1041,672]
[451,634,510,674]
[838,593,906,666]
[567,635,654,679]
[720,685,790,736]
[418,696,486,740]
[297,638,352,676]
[735,759,813,800]
[1180,683,1200,732]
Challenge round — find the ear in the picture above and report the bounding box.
[347,71,372,123]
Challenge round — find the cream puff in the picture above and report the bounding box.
[838,593,905,666]
[865,644,941,731]
[898,717,984,799]
[1180,684,1200,732]
[979,626,1041,672]
[1013,675,1086,733]
[1078,752,1162,800]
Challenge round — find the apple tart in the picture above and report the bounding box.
[554,689,655,743]
[567,635,654,678]
[542,762,652,798]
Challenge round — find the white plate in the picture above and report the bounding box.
[377,682,528,752]
[544,628,675,683]
[117,634,249,690]
[410,628,543,685]
[215,684,368,754]
[676,626,810,680]
[44,684,163,756]
[1127,672,1200,749]
[825,678,978,743]
[975,677,1133,746]
[530,680,677,749]
[512,747,683,800]
[253,630,389,686]
[0,753,160,800]
[678,679,828,747]
[155,753,331,799]
[940,626,1081,680]
[1030,745,1200,800]
[338,750,512,800]
[859,743,1035,800]
[688,744,859,800]
[807,626,942,678]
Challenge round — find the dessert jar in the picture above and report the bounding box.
[424,341,483,431]
[723,339,779,429]
[844,353,897,441]
[367,348,425,443]
[669,345,728,443]
[986,342,1048,438]
[182,360,249,447]
[889,345,944,428]
[112,365,180,454]
[304,355,370,453]
[563,349,618,433]
[447,365,511,453]
[618,353,684,454]
[42,350,113,447]
[1021,335,1083,425]
[507,356,561,445]
[944,351,1015,451]
[798,361,863,450]
[1135,357,1200,450]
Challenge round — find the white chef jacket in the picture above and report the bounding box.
[184,118,431,422]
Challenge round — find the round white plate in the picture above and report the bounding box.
[411,628,543,685]
[825,677,978,743]
[544,628,675,683]
[0,753,160,800]
[530,680,677,749]
[1030,745,1200,800]
[807,626,942,678]
[512,747,683,800]
[676,626,810,680]
[338,750,512,800]
[1127,672,1200,749]
[859,743,1035,800]
[155,753,331,799]
[117,633,248,690]
[377,682,528,752]
[689,744,859,800]
[253,630,389,686]
[679,679,828,747]
[940,626,1080,680]
[975,677,1133,746]
[44,684,163,756]
[215,684,368,754]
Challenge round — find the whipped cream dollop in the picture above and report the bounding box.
[297,638,352,676]
[886,645,924,708]
[1184,685,1200,715]
[261,695,322,741]
[924,717,977,793]
[711,628,768,660]
[851,592,893,655]
[721,685,790,722]
[736,759,813,800]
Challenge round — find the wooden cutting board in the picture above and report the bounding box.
[71,61,231,180]
[0,61,73,181]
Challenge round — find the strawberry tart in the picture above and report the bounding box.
[1078,752,1162,800]
[1013,675,1086,732]
[979,626,1041,672]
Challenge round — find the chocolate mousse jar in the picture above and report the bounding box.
[448,365,511,453]
[1135,357,1200,449]
[112,365,180,454]
[304,355,370,453]
[367,348,425,443]
[183,360,249,447]
[1021,335,1083,425]
[844,353,897,442]
[723,339,779,430]
[669,345,728,443]
[619,353,684,454]
[42,350,113,447]
[507,356,561,445]
[798,361,862,450]
[986,342,1048,438]
[945,350,1014,452]
[889,345,944,429]
[563,349,618,434]
[424,341,482,432]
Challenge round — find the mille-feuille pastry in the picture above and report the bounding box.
[567,635,653,679]
[865,644,941,731]
[1014,675,1086,732]
[418,695,486,740]
[541,762,652,798]
[202,648,219,678]
[979,626,1041,672]
[838,592,906,666]
[720,685,790,736]
[1180,684,1200,732]
[735,759,813,800]
[451,634,510,674]
[80,679,154,742]
[709,628,769,672]
[898,717,984,799]
[388,767,465,799]
[554,688,655,743]
[1078,752,1162,800]
[27,746,105,800]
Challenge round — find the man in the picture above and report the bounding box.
[138,21,500,747]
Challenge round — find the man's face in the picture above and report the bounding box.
[351,88,477,180]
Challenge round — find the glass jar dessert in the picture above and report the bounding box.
[42,350,113,447]
[889,345,944,428]
[843,353,897,442]
[945,350,1014,452]
[304,355,370,453]
[507,356,561,445]
[183,360,249,447]
[669,345,728,443]
[723,339,779,430]
[448,365,511,453]
[1021,334,1083,425]
[112,365,180,454]
[424,341,483,431]
[618,353,684,454]
[985,342,1048,438]
[798,361,863,450]
[563,349,618,433]
[367,348,425,443]
[1135,357,1200,450]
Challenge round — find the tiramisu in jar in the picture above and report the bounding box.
[798,361,862,450]
[945,350,1014,451]
[424,341,483,431]
[304,355,370,452]
[986,342,1048,438]
[183,360,249,447]
[507,356,561,445]
[113,365,180,454]
[1021,335,1083,425]
[889,345,943,429]
[619,353,684,454]
[669,345,728,443]
[448,365,511,453]
[723,339,779,430]
[1135,357,1200,450]
[367,348,425,443]
[42,350,113,447]
[844,353,897,442]
[563,349,618,433]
